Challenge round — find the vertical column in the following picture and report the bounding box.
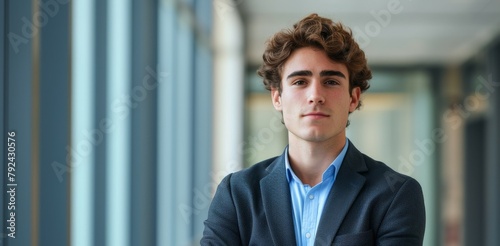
[156,0,177,245]
[462,62,487,246]
[93,0,108,245]
[71,0,95,245]
[485,42,500,246]
[408,71,436,246]
[212,0,245,184]
[439,67,464,246]
[106,0,131,245]
[464,118,486,246]
[192,0,214,242]
[38,0,71,245]
[4,0,34,245]
[174,3,195,244]
[0,0,5,242]
[129,0,158,245]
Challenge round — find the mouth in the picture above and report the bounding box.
[303,112,330,118]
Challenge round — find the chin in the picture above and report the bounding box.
[301,133,332,143]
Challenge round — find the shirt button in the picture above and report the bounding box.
[309,194,314,200]
[306,232,311,238]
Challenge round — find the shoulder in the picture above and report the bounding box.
[360,153,421,193]
[341,141,424,211]
[212,155,283,209]
[355,155,426,242]
[223,155,280,187]
[344,141,421,192]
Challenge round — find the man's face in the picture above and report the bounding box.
[271,47,360,144]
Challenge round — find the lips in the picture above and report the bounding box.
[303,112,330,118]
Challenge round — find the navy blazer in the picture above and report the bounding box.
[202,141,425,245]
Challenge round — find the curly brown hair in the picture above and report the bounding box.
[257,13,372,110]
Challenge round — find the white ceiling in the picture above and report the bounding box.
[240,0,500,66]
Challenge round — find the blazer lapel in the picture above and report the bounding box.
[260,152,297,246]
[315,141,368,246]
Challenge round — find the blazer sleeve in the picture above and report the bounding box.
[201,174,242,246]
[376,178,426,245]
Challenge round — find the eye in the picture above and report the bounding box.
[324,80,339,86]
[292,80,306,86]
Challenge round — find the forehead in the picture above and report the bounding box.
[281,47,348,79]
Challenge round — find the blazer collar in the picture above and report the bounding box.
[314,140,368,245]
[260,151,297,246]
[260,141,368,246]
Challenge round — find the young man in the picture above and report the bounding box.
[202,13,425,245]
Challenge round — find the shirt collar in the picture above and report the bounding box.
[285,138,349,184]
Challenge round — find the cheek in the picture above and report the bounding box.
[280,97,298,117]
[279,94,291,108]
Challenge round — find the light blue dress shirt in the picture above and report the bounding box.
[285,138,349,246]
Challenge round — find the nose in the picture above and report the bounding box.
[307,81,325,104]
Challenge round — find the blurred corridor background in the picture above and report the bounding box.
[2,0,500,245]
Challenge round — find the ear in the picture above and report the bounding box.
[271,88,282,111]
[349,87,361,113]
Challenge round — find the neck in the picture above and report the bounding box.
[287,135,346,186]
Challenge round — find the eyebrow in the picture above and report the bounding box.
[286,70,346,80]
[320,70,346,78]
[286,70,312,79]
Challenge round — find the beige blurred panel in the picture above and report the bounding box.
[442,109,464,246]
[244,94,287,167]
[347,93,414,171]
[441,67,464,246]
